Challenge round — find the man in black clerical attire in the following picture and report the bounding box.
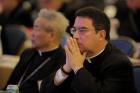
[40,7,136,93]
[5,9,69,93]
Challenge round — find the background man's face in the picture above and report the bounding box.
[0,0,17,13]
[31,17,51,49]
[127,0,140,9]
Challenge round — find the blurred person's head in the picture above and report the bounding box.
[70,7,110,56]
[37,0,65,10]
[126,0,140,9]
[0,0,19,14]
[32,9,69,52]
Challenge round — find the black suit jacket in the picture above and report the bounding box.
[40,43,136,93]
[5,47,66,93]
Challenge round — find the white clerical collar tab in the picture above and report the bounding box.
[38,50,42,56]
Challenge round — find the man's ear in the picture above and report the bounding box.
[49,31,54,38]
[98,30,106,40]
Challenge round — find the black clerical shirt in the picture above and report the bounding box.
[5,46,66,93]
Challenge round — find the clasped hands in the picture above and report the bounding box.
[63,37,87,73]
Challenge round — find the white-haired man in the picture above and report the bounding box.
[5,9,69,93]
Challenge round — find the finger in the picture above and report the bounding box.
[64,45,71,58]
[73,38,80,53]
[69,37,77,52]
[66,38,74,53]
[68,37,79,54]
[64,46,71,69]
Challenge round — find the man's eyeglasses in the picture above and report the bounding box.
[70,27,95,35]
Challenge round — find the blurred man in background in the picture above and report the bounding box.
[5,9,69,93]
[115,0,140,42]
[0,0,33,55]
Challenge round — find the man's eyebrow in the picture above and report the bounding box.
[73,26,88,29]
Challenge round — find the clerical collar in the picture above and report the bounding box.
[86,48,105,63]
[37,46,60,56]
[38,50,43,56]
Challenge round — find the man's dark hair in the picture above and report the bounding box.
[75,6,110,40]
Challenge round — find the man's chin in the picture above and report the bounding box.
[31,45,37,49]
[79,49,86,54]
[78,45,87,54]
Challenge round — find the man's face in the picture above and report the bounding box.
[37,0,63,10]
[127,0,140,9]
[72,17,102,56]
[0,0,16,13]
[31,17,51,49]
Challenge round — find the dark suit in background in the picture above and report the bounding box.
[115,0,140,42]
[0,0,33,55]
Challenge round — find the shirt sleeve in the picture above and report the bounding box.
[54,68,69,86]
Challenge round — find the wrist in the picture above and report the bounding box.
[63,64,72,72]
[61,65,71,75]
[73,66,83,74]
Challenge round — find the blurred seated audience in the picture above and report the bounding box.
[0,0,34,55]
[31,0,68,20]
[37,0,66,10]
[0,0,33,27]
[2,25,27,55]
[32,0,105,34]
[110,36,140,66]
[112,0,140,66]
[115,0,140,42]
[63,0,105,32]
[4,8,69,93]
[129,57,140,66]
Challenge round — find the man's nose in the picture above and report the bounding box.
[73,31,80,39]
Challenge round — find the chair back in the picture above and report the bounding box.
[4,25,26,55]
[110,36,136,57]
